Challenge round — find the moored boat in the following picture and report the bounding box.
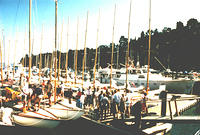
[12,109,61,128]
[44,99,84,120]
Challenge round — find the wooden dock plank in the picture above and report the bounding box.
[147,94,198,116]
[141,115,200,123]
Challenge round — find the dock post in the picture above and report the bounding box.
[159,91,167,117]
[174,99,179,116]
[134,101,142,131]
[168,101,173,120]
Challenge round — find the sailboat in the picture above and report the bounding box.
[38,0,84,121]
[44,98,84,120]
[12,107,61,128]
[11,0,61,128]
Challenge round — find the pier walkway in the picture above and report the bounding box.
[83,93,200,135]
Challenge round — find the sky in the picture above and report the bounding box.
[0,0,200,64]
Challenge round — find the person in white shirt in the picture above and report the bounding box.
[80,92,85,109]
[113,89,121,118]
[86,86,92,107]
[21,78,33,112]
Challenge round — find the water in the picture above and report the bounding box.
[168,103,200,135]
[0,117,133,135]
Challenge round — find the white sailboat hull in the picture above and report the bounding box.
[45,105,84,120]
[44,99,84,120]
[12,114,60,128]
[12,109,61,128]
[116,76,195,93]
[13,114,61,128]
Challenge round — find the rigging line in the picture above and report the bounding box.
[32,1,37,47]
[82,11,89,88]
[32,0,38,30]
[58,20,64,81]
[65,17,69,82]
[125,0,132,90]
[146,0,152,93]
[110,4,116,90]
[74,17,79,85]
[34,0,39,25]
[13,0,21,32]
[93,9,100,88]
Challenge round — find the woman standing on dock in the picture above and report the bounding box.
[46,80,52,106]
[125,90,131,118]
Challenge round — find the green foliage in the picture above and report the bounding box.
[20,18,200,72]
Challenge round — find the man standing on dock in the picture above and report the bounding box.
[113,89,121,119]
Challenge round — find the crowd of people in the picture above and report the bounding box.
[18,74,65,112]
[74,86,146,120]
[2,73,147,119]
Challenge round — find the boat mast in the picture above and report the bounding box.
[116,45,119,69]
[28,0,32,84]
[82,11,89,89]
[58,20,64,82]
[125,0,132,90]
[49,26,54,81]
[22,28,27,74]
[0,37,3,83]
[50,43,53,81]
[45,54,47,68]
[13,34,17,79]
[65,17,69,82]
[146,0,151,93]
[39,25,43,81]
[54,0,58,103]
[98,46,100,70]
[74,17,79,85]
[8,40,11,75]
[93,9,100,88]
[110,5,116,91]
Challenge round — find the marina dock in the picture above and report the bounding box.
[83,93,200,135]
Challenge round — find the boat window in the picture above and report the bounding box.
[116,74,121,78]
[138,75,145,78]
[129,69,136,74]
[151,70,159,74]
[117,82,124,86]
[142,69,147,73]
[136,70,141,74]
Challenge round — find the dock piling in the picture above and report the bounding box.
[134,101,142,130]
[174,99,179,116]
[168,101,173,120]
[159,91,167,117]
